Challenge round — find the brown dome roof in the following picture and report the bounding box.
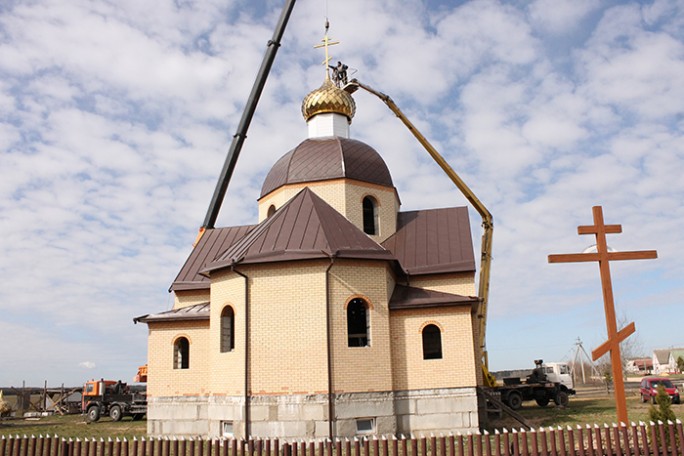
[260,137,394,198]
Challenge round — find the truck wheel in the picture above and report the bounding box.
[87,406,101,423]
[132,414,144,421]
[507,392,523,410]
[109,405,123,422]
[535,395,550,407]
[554,391,569,407]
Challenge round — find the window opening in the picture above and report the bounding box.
[174,337,190,369]
[267,205,276,217]
[220,306,235,352]
[422,324,442,359]
[362,197,378,235]
[347,298,369,347]
[221,421,234,438]
[356,418,375,434]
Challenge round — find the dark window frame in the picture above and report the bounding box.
[174,336,190,369]
[362,196,378,235]
[220,306,235,353]
[422,324,443,360]
[347,298,370,347]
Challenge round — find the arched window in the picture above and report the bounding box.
[174,337,190,369]
[422,324,442,360]
[220,306,235,352]
[362,196,378,235]
[347,298,369,347]
[267,205,276,218]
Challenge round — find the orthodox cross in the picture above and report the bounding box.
[314,20,339,78]
[548,206,657,424]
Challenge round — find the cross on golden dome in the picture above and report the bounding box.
[314,20,339,80]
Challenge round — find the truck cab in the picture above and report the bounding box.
[543,362,574,390]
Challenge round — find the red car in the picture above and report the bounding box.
[639,377,680,404]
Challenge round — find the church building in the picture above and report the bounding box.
[135,54,483,438]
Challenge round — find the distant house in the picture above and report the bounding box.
[625,358,652,374]
[652,348,684,374]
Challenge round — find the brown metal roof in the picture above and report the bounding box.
[205,187,395,272]
[260,137,394,197]
[171,225,255,291]
[382,207,475,276]
[389,285,478,310]
[134,302,210,324]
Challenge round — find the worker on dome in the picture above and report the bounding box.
[329,61,348,87]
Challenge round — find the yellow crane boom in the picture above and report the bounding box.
[344,79,496,386]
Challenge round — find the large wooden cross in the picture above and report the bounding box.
[548,206,657,424]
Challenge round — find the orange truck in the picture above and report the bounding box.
[81,379,146,422]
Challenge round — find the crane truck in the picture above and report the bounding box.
[493,360,576,410]
[82,379,146,422]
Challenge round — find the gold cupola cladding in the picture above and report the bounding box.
[301,78,356,122]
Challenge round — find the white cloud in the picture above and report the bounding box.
[528,0,600,35]
[1,0,683,385]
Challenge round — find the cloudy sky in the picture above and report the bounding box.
[1,0,683,387]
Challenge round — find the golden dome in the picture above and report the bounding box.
[301,78,356,121]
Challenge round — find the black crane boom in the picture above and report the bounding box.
[202,0,297,231]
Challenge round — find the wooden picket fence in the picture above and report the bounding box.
[2,420,683,456]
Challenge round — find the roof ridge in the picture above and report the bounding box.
[204,187,395,273]
[305,188,388,255]
[216,191,305,265]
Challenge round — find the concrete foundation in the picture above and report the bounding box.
[147,387,478,438]
[394,387,478,436]
[147,395,210,436]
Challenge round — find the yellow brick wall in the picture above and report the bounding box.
[257,179,399,243]
[409,273,476,297]
[174,289,210,309]
[208,270,246,395]
[149,263,481,398]
[244,262,329,394]
[407,273,482,386]
[205,262,331,395]
[330,261,394,393]
[343,183,398,243]
[204,259,398,396]
[146,320,210,397]
[390,307,477,391]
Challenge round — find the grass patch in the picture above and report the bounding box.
[0,414,146,439]
[487,395,684,431]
